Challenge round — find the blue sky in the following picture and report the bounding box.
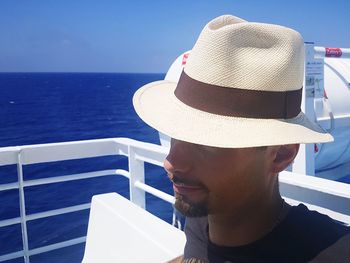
[1,0,349,73]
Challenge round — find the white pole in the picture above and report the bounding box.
[17,151,30,263]
[292,42,324,175]
[128,146,146,208]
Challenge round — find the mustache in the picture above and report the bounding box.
[167,173,206,188]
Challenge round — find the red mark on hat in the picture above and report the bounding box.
[314,144,319,153]
[182,53,189,65]
[325,47,342,57]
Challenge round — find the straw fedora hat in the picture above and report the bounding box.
[133,15,333,148]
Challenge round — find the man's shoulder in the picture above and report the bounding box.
[183,204,350,262]
[309,233,350,262]
[287,204,349,239]
[184,217,209,262]
[283,204,350,262]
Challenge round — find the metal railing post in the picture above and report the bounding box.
[128,146,146,209]
[0,139,172,261]
[17,151,30,263]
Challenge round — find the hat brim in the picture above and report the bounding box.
[133,80,333,148]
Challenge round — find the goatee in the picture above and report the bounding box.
[174,194,208,217]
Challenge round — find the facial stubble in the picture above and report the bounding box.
[174,193,209,217]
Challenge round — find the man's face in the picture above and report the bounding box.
[164,139,272,217]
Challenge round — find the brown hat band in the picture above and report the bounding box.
[174,71,302,119]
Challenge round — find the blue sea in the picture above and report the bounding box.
[0,73,173,263]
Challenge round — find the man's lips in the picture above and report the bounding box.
[173,182,205,195]
[169,175,206,195]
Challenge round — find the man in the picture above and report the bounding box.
[133,15,350,262]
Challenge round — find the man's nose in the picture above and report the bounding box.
[164,139,192,174]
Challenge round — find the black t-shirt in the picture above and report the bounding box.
[184,204,350,263]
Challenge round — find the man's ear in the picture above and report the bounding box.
[270,144,300,173]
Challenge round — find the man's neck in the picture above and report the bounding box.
[208,194,288,247]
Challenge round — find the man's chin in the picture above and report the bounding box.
[174,195,208,217]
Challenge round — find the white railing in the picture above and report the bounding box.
[1,138,350,263]
[0,138,172,263]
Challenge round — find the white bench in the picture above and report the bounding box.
[82,193,186,263]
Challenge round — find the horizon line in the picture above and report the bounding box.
[0,71,166,75]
